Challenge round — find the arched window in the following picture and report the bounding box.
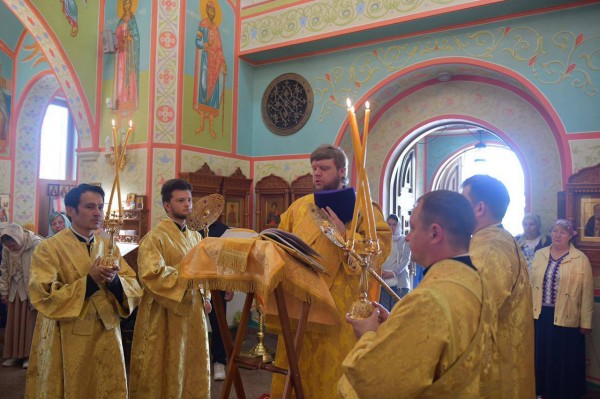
[39,99,77,180]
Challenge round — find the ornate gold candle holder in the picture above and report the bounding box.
[318,217,397,319]
[100,213,123,270]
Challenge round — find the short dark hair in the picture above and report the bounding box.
[461,175,510,220]
[417,190,475,249]
[161,178,192,204]
[64,184,105,209]
[310,144,349,185]
[387,214,399,222]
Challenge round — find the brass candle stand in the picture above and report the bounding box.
[242,305,273,363]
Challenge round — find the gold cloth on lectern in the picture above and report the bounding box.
[180,237,338,329]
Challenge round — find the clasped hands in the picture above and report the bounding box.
[89,257,119,285]
[346,302,389,339]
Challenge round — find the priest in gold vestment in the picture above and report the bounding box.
[339,190,499,398]
[462,175,535,398]
[25,184,142,398]
[129,179,212,399]
[270,145,391,398]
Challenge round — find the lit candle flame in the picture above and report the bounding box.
[129,120,133,128]
[112,119,115,127]
[346,98,352,108]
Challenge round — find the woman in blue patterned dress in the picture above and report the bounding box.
[515,213,550,272]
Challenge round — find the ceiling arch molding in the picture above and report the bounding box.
[334,61,563,220]
[3,0,94,148]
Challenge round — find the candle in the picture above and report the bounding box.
[361,101,370,169]
[347,99,363,241]
[107,119,118,218]
[114,121,134,217]
[346,99,364,167]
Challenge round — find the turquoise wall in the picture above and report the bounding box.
[241,4,600,157]
[0,4,23,52]
[15,34,51,104]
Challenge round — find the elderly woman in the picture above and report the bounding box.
[47,211,70,237]
[0,224,43,368]
[515,213,551,271]
[531,219,593,399]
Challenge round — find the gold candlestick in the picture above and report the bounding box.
[100,211,123,270]
[102,120,134,269]
[242,304,272,363]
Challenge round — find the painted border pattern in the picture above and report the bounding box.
[153,0,180,143]
[240,0,469,52]
[13,74,60,225]
[311,26,600,121]
[5,0,93,147]
[151,148,176,225]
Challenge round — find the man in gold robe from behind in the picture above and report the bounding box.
[129,178,212,398]
[26,184,143,398]
[339,190,499,398]
[270,144,391,398]
[462,174,535,398]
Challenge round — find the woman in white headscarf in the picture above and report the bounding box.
[47,211,71,237]
[515,213,551,272]
[0,224,43,368]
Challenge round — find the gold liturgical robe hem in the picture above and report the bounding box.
[270,194,391,399]
[338,259,500,399]
[181,237,339,329]
[25,228,142,399]
[129,219,210,399]
[470,225,535,399]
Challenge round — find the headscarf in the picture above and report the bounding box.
[517,213,543,247]
[522,213,541,231]
[550,219,576,236]
[0,223,29,256]
[48,212,71,237]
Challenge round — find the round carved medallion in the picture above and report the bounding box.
[261,73,313,136]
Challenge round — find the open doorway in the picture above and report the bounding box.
[389,123,526,235]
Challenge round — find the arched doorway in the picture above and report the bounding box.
[389,122,525,234]
[336,61,564,235]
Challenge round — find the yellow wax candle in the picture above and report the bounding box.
[349,177,364,247]
[115,120,134,217]
[347,99,363,241]
[107,119,118,217]
[360,170,375,242]
[364,181,377,243]
[346,99,364,168]
[361,102,370,169]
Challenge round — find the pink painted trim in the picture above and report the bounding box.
[565,132,600,140]
[175,0,188,176]
[179,144,253,160]
[146,0,160,204]
[241,0,313,18]
[0,40,15,58]
[252,153,309,161]
[241,0,595,66]
[230,0,239,155]
[92,0,108,150]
